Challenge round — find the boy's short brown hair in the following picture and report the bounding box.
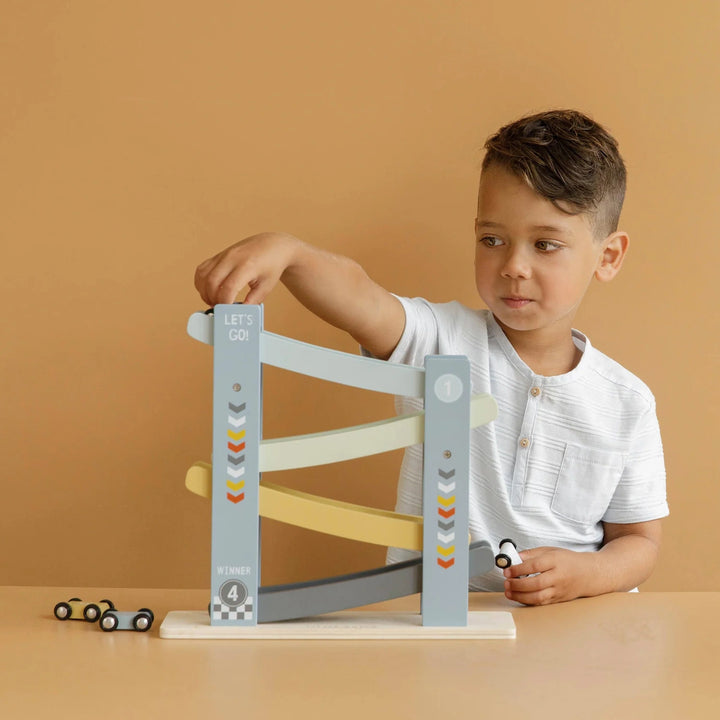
[482,110,626,239]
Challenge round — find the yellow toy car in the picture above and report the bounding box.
[53,597,115,623]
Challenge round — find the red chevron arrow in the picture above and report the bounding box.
[226,492,245,504]
[437,557,455,569]
[227,441,246,453]
[438,507,455,518]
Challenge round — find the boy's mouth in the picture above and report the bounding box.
[501,296,533,309]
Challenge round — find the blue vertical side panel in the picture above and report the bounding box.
[210,304,263,626]
[421,356,471,627]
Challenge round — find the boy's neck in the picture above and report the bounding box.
[495,319,582,377]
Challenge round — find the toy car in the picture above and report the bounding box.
[54,597,115,622]
[494,538,522,569]
[99,607,154,632]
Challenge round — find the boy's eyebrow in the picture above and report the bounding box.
[475,219,570,235]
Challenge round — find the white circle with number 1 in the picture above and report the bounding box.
[434,373,463,403]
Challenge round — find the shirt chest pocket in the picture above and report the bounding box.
[550,443,626,525]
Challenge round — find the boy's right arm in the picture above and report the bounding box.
[194,232,406,360]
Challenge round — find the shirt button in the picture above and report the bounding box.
[530,386,541,397]
[519,437,530,449]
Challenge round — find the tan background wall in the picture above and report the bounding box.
[2,1,718,591]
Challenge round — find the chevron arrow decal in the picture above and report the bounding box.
[437,544,455,557]
[433,460,459,570]
[226,393,248,506]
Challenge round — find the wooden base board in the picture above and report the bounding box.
[159,610,516,640]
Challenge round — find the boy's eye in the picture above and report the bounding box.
[479,235,503,247]
[536,240,561,252]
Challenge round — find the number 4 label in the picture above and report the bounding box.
[219,580,248,608]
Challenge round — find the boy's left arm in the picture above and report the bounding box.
[502,519,662,605]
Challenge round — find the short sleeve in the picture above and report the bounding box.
[602,400,669,523]
[385,296,441,367]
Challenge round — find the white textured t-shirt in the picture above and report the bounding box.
[384,297,669,591]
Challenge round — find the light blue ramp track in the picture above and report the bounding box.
[188,310,425,396]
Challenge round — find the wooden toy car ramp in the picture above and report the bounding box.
[160,305,514,638]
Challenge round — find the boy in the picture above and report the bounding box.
[194,110,668,605]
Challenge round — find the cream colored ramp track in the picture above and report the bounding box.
[259,393,496,471]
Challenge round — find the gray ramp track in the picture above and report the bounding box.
[258,540,494,623]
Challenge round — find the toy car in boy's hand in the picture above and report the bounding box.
[99,607,154,632]
[53,597,115,622]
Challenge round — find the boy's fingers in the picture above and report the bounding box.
[200,262,245,305]
[515,546,551,561]
[503,549,552,579]
[505,587,552,607]
[503,562,537,579]
[195,258,227,306]
[505,568,547,590]
[504,570,555,607]
[244,277,276,306]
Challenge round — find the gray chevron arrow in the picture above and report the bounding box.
[437,520,455,531]
[228,402,246,414]
[438,468,455,479]
[227,454,245,465]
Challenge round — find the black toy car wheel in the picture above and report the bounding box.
[99,598,115,610]
[100,612,119,632]
[133,612,152,632]
[83,603,101,622]
[137,607,155,624]
[54,602,72,620]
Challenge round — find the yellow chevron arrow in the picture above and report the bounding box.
[226,479,245,491]
[437,544,456,556]
[227,429,246,441]
[437,495,456,507]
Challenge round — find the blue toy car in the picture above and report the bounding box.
[99,607,154,632]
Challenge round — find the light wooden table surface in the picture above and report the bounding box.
[1,586,718,719]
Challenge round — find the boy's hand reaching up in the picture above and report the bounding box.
[194,231,405,360]
[194,232,297,307]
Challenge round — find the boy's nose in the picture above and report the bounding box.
[500,247,531,279]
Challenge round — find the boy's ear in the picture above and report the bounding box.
[595,231,629,283]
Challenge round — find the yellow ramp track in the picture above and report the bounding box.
[186,462,430,550]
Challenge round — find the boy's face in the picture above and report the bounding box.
[474,164,617,343]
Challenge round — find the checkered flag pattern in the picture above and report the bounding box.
[212,596,254,621]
